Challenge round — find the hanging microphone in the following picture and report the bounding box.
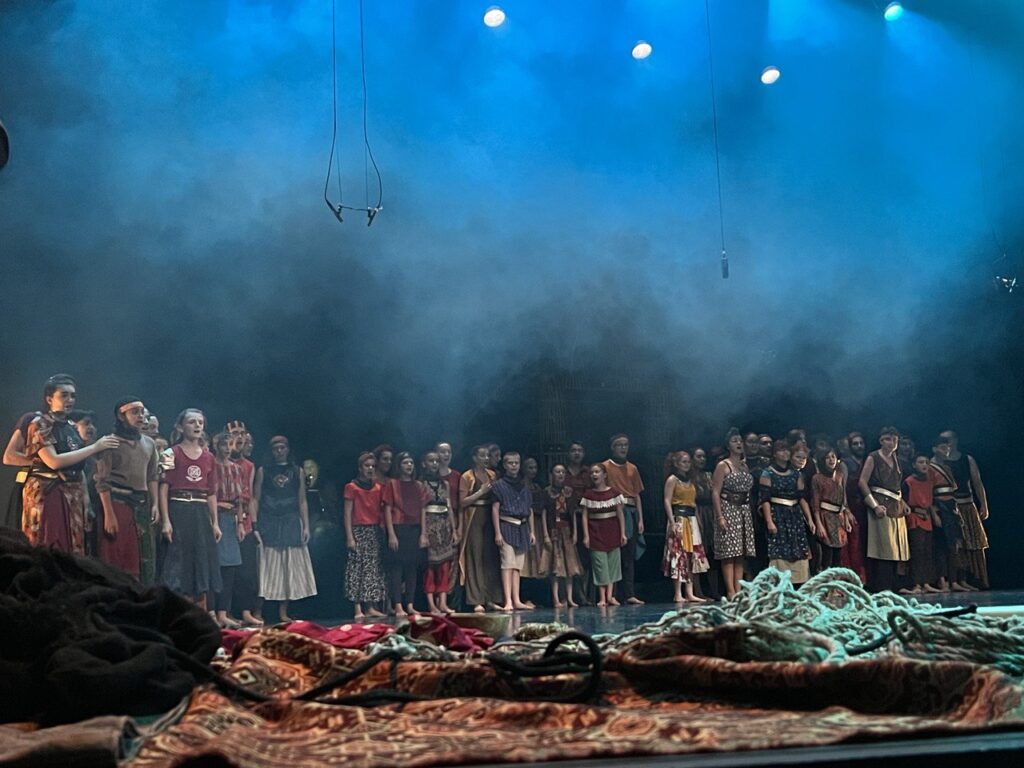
[720,249,729,279]
[325,200,344,223]
[367,206,380,227]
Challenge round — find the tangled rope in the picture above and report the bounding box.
[498,568,1024,673]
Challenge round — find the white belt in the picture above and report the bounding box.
[499,515,524,526]
[934,486,954,495]
[769,497,799,507]
[588,510,617,520]
[871,487,902,501]
[955,497,975,506]
[820,501,842,513]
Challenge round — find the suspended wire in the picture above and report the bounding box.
[359,0,383,221]
[323,0,383,226]
[323,0,343,221]
[703,0,728,276]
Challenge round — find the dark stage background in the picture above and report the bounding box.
[1,1,1022,589]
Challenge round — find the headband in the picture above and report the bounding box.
[119,401,145,414]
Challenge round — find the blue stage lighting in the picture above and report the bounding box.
[884,2,904,21]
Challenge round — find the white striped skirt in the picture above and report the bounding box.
[259,545,317,601]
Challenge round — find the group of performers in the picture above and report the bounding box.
[3,374,992,624]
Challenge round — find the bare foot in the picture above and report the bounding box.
[279,614,293,623]
[963,583,979,592]
[241,611,263,627]
[898,588,914,595]
[922,584,942,593]
[608,597,621,606]
[500,604,514,613]
[686,595,706,603]
[951,582,970,592]
[626,596,645,605]
[487,602,503,611]
[512,602,532,610]
[524,601,536,609]
[367,607,385,617]
[443,607,456,615]
[354,610,365,620]
[567,599,579,608]
[554,601,566,609]
[596,600,607,607]
[395,606,408,617]
[473,604,486,614]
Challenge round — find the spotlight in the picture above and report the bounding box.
[632,40,652,60]
[884,2,904,21]
[483,6,506,28]
[760,65,780,85]
[994,276,1017,294]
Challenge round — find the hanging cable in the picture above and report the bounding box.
[703,0,728,278]
[323,0,384,226]
[359,0,383,225]
[323,0,344,222]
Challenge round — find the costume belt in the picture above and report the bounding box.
[933,486,954,496]
[425,504,449,515]
[671,505,696,518]
[169,490,208,503]
[588,510,617,520]
[871,486,902,501]
[721,491,749,504]
[769,497,800,507]
[499,515,524,526]
[954,496,976,506]
[14,469,29,484]
[820,501,842,513]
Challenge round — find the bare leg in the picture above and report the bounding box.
[500,569,514,611]
[566,578,578,608]
[426,593,439,614]
[353,602,365,619]
[278,600,292,623]
[551,579,565,609]
[672,577,684,603]
[512,571,531,610]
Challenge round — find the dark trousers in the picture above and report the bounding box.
[620,533,638,600]
[807,536,824,575]
[216,565,238,612]
[818,545,840,571]
[232,532,259,614]
[388,525,423,607]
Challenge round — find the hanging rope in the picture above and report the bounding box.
[703,0,728,278]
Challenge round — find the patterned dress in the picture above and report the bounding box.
[662,478,710,582]
[22,414,87,555]
[762,467,810,581]
[543,486,583,579]
[714,461,755,560]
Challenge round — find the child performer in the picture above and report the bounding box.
[212,432,246,627]
[581,463,627,607]
[662,451,709,603]
[543,464,583,608]
[419,451,459,614]
[811,449,853,573]
[383,452,425,616]
[901,453,941,594]
[95,398,159,582]
[344,452,387,619]
[458,445,502,614]
[491,452,536,612]
[159,408,222,607]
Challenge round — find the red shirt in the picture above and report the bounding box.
[162,445,218,494]
[345,481,383,526]
[442,469,461,508]
[582,487,625,552]
[382,479,427,526]
[903,474,934,532]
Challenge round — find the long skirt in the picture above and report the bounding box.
[548,525,583,579]
[345,524,386,603]
[841,505,868,583]
[97,497,142,580]
[460,506,503,607]
[160,500,222,596]
[22,478,86,555]
[232,531,260,614]
[591,548,622,586]
[662,515,710,582]
[260,545,317,601]
[522,527,550,579]
[956,500,989,588]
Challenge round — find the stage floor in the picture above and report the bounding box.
[319,589,1024,641]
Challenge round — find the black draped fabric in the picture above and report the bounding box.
[0,527,219,725]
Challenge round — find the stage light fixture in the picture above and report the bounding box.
[632,40,652,60]
[884,2,904,21]
[760,65,780,85]
[483,6,506,28]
